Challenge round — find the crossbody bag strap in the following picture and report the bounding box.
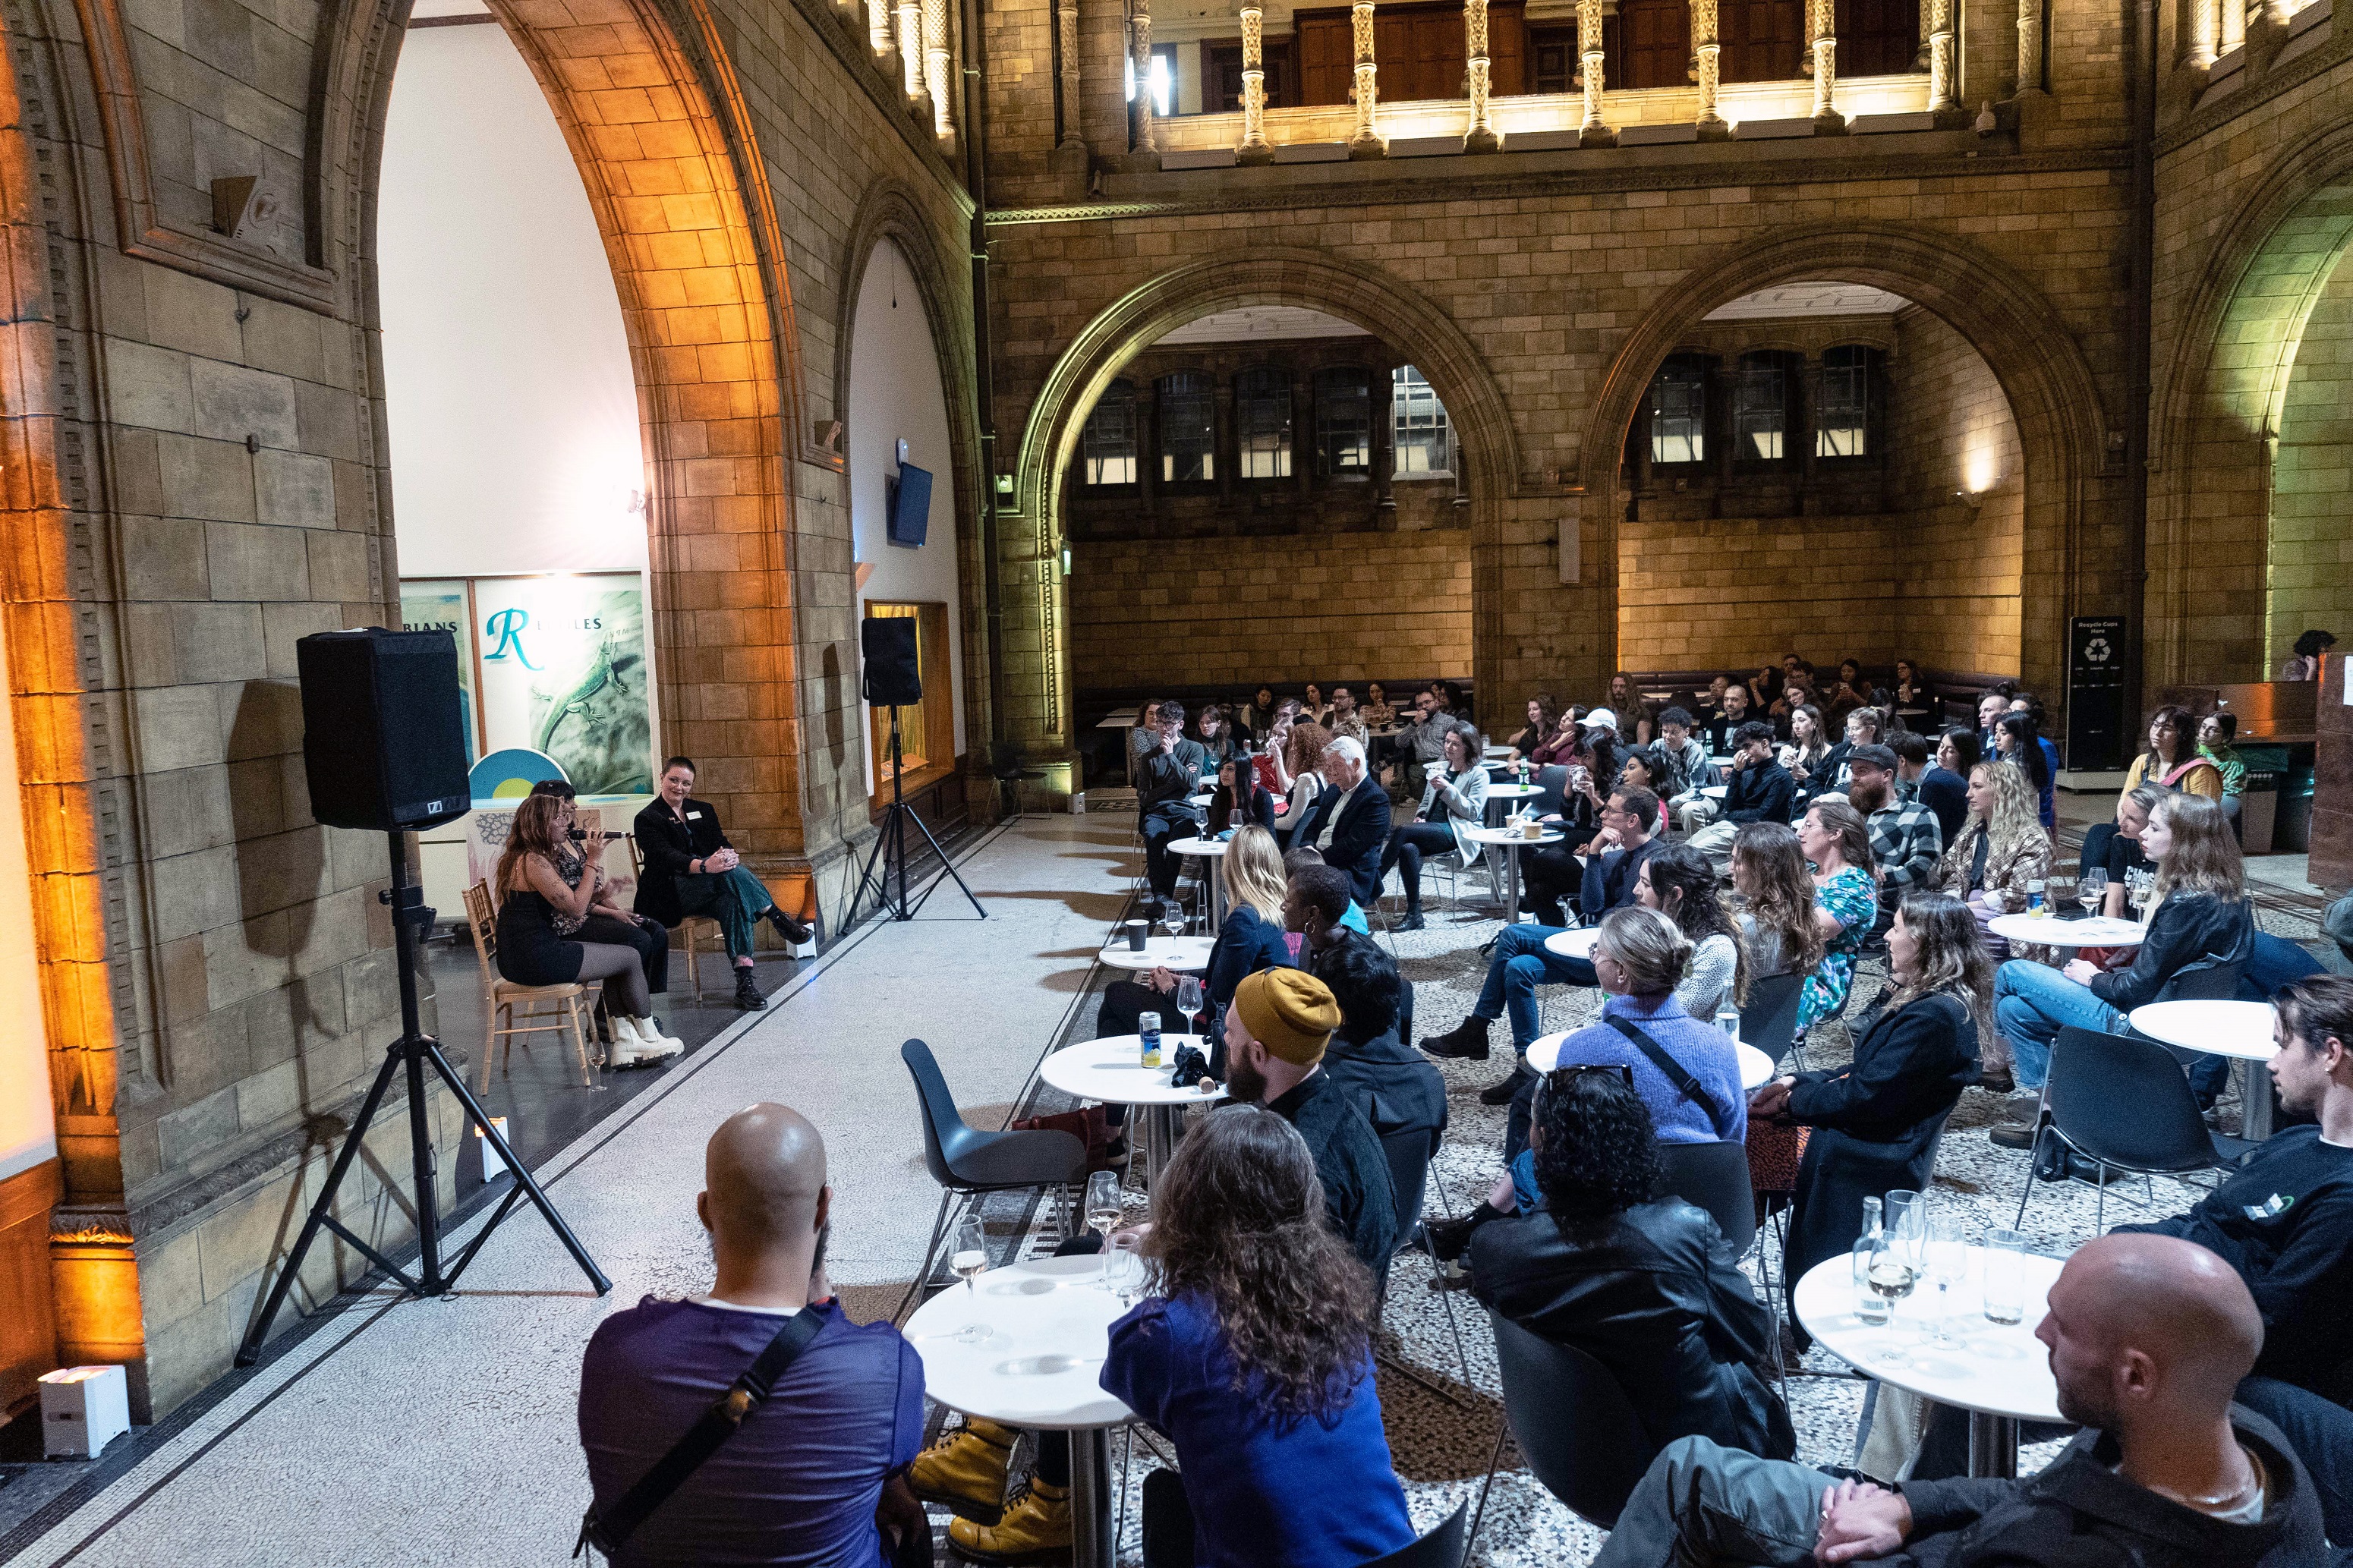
[577,1305,827,1560]
[1603,1015,1736,1141]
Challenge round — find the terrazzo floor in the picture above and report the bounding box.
[0,811,2329,1566]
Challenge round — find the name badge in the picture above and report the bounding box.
[686,810,704,820]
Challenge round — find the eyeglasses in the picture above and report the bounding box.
[1544,1063,1636,1094]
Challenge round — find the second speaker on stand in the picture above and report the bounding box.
[848,617,984,923]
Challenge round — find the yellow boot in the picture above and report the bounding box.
[948,1478,1071,1564]
[909,1418,1016,1520]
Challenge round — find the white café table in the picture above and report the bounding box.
[1486,782,1545,826]
[906,1256,1134,1568]
[1041,1034,1227,1183]
[1986,912,2147,949]
[2129,999,2280,1139]
[1543,925,1602,962]
[1097,934,1215,973]
[1794,1248,2066,1478]
[1166,835,1230,928]
[1464,823,1561,921]
[1525,1029,1775,1089]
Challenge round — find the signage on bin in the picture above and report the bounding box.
[2067,616,2129,771]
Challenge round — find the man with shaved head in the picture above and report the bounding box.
[578,1104,928,1565]
[1589,1233,2324,1567]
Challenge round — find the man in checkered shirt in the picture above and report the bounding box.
[1845,742,1942,937]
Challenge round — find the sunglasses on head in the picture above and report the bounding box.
[1544,1063,1636,1094]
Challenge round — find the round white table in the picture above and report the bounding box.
[1986,912,2146,949]
[1794,1248,2065,1478]
[1524,1031,1774,1089]
[906,1256,1134,1568]
[1042,1034,1227,1182]
[1542,925,1601,962]
[1167,836,1230,927]
[1097,935,1215,973]
[1463,824,1561,921]
[1486,783,1545,827]
[2129,999,2279,1139]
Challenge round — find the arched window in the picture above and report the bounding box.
[1315,367,1372,475]
[1158,370,1217,483]
[1648,353,1709,465]
[1236,365,1293,479]
[1816,345,1879,458]
[1733,351,1798,463]
[1392,365,1451,475]
[1080,378,1138,486]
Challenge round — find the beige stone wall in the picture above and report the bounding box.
[1069,531,1472,688]
[2265,258,2353,668]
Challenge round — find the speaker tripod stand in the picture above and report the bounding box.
[847,705,986,924]
[235,833,609,1366]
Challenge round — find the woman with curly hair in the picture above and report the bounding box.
[1107,1105,1417,1568]
[1636,843,1747,1019]
[1269,720,1331,846]
[1466,1066,1792,1456]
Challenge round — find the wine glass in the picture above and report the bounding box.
[1864,1229,1917,1368]
[1161,896,1186,942]
[948,1214,991,1343]
[2079,868,2106,917]
[1175,976,1205,1044]
[1085,1170,1123,1282]
[1923,1211,1968,1346]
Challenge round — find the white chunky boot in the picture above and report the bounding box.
[619,1017,682,1063]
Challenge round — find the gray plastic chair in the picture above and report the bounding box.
[1364,1502,1467,1568]
[1490,1311,1658,1528]
[1656,1139,1757,1255]
[1740,971,1806,1070]
[2015,1025,2256,1235]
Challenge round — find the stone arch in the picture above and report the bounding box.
[1578,222,2112,700]
[2147,118,2353,685]
[1012,249,1526,746]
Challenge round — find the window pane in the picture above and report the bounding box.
[1816,345,1870,458]
[1316,368,1372,474]
[1158,371,1216,483]
[1392,365,1450,475]
[1081,380,1137,486]
[1649,357,1706,464]
[1236,366,1293,479]
[1734,355,1786,461]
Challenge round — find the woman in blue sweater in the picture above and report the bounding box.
[1106,1104,1418,1568]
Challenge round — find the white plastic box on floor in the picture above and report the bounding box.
[38,1363,131,1458]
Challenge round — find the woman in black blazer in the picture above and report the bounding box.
[1750,892,1989,1345]
[632,755,811,1011]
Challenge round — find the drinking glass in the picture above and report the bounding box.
[2078,868,2106,916]
[949,1215,991,1343]
[1161,898,1186,941]
[1175,976,1205,1042]
[1983,1227,2031,1326]
[1085,1170,1123,1281]
[1863,1230,1918,1368]
[1923,1211,1968,1346]
[1107,1233,1145,1306]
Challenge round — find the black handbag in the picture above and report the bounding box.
[1603,1015,1737,1140]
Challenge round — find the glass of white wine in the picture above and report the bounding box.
[2078,868,2106,917]
[1085,1170,1123,1283]
[1865,1236,1918,1368]
[1161,897,1186,943]
[949,1214,991,1343]
[1175,976,1205,1044]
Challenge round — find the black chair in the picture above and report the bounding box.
[1740,971,1806,1071]
[1489,1310,1658,1528]
[1364,1502,1468,1568]
[1534,764,1572,820]
[2014,1025,2257,1235]
[1378,1125,1474,1401]
[1656,1139,1757,1255]
[896,1038,1088,1321]
[988,742,1049,821]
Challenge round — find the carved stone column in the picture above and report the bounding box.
[2219,0,2245,54]
[1690,0,1728,137]
[1349,1,1384,156]
[1807,0,1844,129]
[1464,0,1501,150]
[2015,0,2043,90]
[1132,0,1160,160]
[1239,0,1274,162]
[870,0,892,55]
[1057,0,1083,146]
[2183,0,2219,66]
[923,0,954,141]
[897,0,926,104]
[1577,0,1614,142]
[1926,0,1958,115]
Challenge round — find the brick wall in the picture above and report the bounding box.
[1069,531,1472,688]
[2266,260,2353,669]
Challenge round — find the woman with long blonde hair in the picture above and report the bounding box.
[1935,758,2054,937]
[1989,792,2254,1125]
[493,793,681,1063]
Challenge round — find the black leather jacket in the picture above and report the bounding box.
[2087,892,2256,1011]
[1467,1197,1788,1456]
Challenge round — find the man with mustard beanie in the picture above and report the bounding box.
[1227,968,1398,1276]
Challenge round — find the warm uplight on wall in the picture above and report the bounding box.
[1963,437,1999,497]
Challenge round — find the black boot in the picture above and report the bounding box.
[1422,1016,1492,1061]
[1479,1066,1528,1106]
[1422,1201,1505,1263]
[764,906,812,946]
[733,968,767,1011]
[1397,906,1427,932]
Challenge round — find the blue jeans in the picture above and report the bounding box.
[1471,922,1594,1050]
[1992,959,2124,1091]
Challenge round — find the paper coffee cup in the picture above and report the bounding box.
[1123,919,1148,952]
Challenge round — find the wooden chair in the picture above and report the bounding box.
[461,880,600,1090]
[624,834,723,1006]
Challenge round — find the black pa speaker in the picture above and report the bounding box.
[296,628,472,832]
[862,616,922,707]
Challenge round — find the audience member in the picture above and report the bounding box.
[1380,723,1490,930]
[1388,688,1464,796]
[1134,698,1208,918]
[1655,706,1714,801]
[1590,1234,2323,1568]
[1324,685,1369,748]
[1698,682,1755,756]
[1239,683,1282,738]
[1254,699,1302,795]
[1919,728,1978,843]
[1312,930,1447,1154]
[2278,627,2336,682]
[1638,844,1747,1023]
[1287,736,1391,912]
[1823,657,1870,724]
[1269,722,1331,845]
[1889,656,1926,713]
[1817,706,1885,798]
[1991,792,2254,1141]
[1360,681,1397,728]
[528,780,678,1064]
[2078,781,2164,918]
[1507,694,1560,760]
[2126,704,2225,799]
[1187,702,1233,773]
[2200,710,2247,833]
[1751,893,1986,1343]
[1994,709,2057,831]
[1527,781,1663,936]
[1299,681,1330,725]
[1699,672,1733,716]
[1731,822,1826,998]
[1208,751,1277,834]
[1687,723,1795,874]
[1529,706,1585,767]
[1932,757,2053,1047]
[1217,969,1397,1274]
[1794,800,1879,1032]
[1466,1069,1793,1457]
[581,1104,927,1568]
[1888,729,1930,805]
[1976,689,2011,757]
[1103,1106,1417,1568]
[1608,672,1654,743]
[1848,744,1942,937]
[1107,825,1292,1085]
[1778,704,1832,806]
[1282,852,1372,944]
[633,755,811,1012]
